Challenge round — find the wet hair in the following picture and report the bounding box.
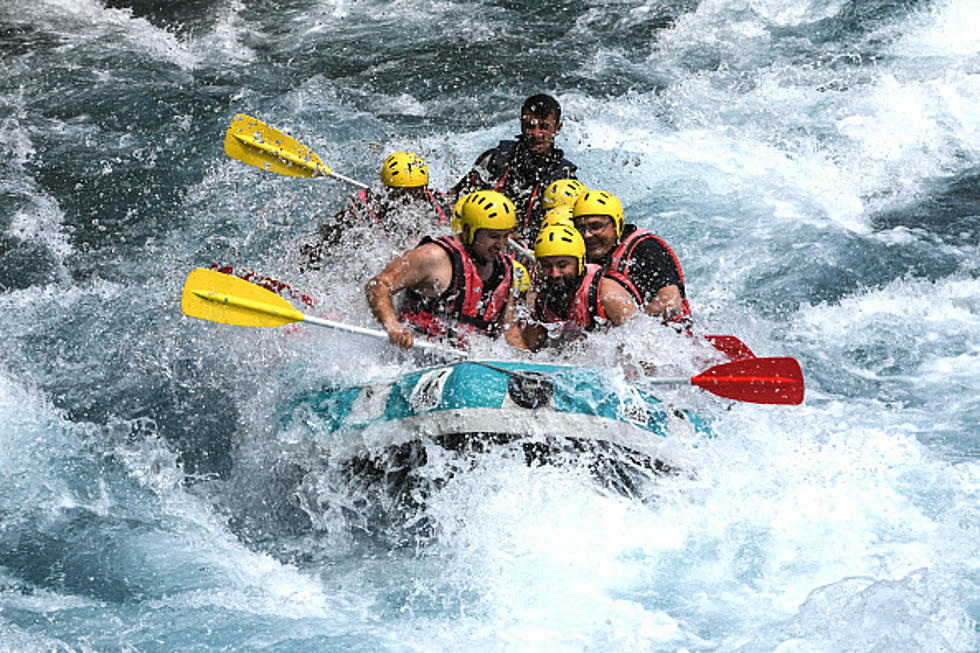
[522,94,561,123]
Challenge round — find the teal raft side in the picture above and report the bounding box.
[442,361,568,410]
[384,361,560,418]
[304,386,361,433]
[549,367,674,439]
[279,361,714,444]
[440,362,513,409]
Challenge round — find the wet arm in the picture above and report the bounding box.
[365,245,448,348]
[644,283,683,320]
[365,263,413,349]
[600,278,639,326]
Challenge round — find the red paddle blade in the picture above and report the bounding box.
[692,356,804,405]
[704,334,756,361]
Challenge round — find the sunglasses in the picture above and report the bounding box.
[573,218,614,234]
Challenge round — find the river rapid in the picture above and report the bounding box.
[1,0,978,650]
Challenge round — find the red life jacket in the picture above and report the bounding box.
[398,236,514,341]
[607,226,692,322]
[533,264,640,332]
[349,188,450,228]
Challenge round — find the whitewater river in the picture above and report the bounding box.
[1,0,977,650]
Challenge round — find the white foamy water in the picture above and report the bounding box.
[0,0,977,648]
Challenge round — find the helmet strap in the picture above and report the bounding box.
[464,231,491,266]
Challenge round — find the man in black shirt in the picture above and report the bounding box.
[452,94,577,246]
[571,190,691,326]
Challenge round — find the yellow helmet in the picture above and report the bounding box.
[572,189,624,237]
[542,178,587,210]
[381,151,429,188]
[534,224,585,275]
[540,205,574,229]
[511,260,531,293]
[458,190,516,244]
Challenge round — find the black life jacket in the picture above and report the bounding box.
[607,225,691,323]
[473,139,577,243]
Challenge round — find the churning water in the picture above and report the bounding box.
[1,0,977,649]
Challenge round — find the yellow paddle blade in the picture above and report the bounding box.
[181,268,305,327]
[223,113,331,179]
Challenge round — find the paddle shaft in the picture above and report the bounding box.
[643,377,701,385]
[303,313,414,343]
[317,170,369,189]
[509,238,534,260]
[306,313,459,357]
[190,285,449,354]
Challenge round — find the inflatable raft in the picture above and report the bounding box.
[278,360,714,490]
[181,267,803,494]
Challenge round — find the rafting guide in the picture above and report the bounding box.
[452,94,578,246]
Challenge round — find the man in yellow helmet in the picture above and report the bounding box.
[451,94,578,246]
[366,190,526,350]
[571,190,690,325]
[302,151,450,269]
[508,224,640,351]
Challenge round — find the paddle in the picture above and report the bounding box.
[224,113,369,189]
[223,113,533,259]
[642,356,804,405]
[507,238,535,261]
[181,268,801,405]
[180,267,453,355]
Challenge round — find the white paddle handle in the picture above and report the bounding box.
[302,315,451,354]
[323,170,370,190]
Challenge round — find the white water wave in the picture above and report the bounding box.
[592,0,980,233]
[3,0,199,69]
